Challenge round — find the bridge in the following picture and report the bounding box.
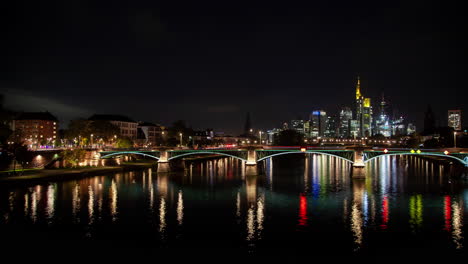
[99,147,468,177]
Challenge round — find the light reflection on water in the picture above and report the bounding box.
[0,154,466,254]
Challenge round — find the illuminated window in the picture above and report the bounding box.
[53,122,56,125]
[40,135,43,138]
[53,136,56,139]
[53,131,56,134]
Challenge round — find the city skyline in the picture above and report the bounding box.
[3,1,467,134]
[1,76,462,136]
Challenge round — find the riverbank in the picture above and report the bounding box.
[0,162,156,185]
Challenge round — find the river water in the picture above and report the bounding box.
[0,154,466,257]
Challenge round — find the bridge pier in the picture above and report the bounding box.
[158,151,169,163]
[351,166,366,178]
[246,150,257,165]
[352,149,366,178]
[245,149,259,176]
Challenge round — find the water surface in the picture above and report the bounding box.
[0,155,466,256]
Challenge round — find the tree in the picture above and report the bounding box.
[115,137,134,148]
[405,136,421,148]
[370,133,386,140]
[274,129,304,146]
[0,123,12,147]
[64,119,121,146]
[168,120,194,146]
[423,138,440,148]
[7,143,33,175]
[62,149,87,168]
[89,120,121,143]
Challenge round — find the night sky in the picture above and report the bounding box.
[3,1,467,134]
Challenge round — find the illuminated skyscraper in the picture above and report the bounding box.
[291,119,305,134]
[448,110,462,131]
[310,110,327,137]
[375,94,391,137]
[355,76,372,137]
[325,115,337,138]
[338,107,353,138]
[350,120,360,139]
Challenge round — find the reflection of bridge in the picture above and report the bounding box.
[99,147,468,177]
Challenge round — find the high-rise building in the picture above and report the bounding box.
[303,120,311,137]
[448,110,462,131]
[355,76,372,137]
[375,94,392,137]
[350,120,360,139]
[392,116,406,136]
[310,110,327,137]
[325,115,337,138]
[338,107,353,138]
[291,119,305,134]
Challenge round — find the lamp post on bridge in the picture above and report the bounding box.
[179,132,183,147]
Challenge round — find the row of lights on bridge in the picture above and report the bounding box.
[382,149,451,155]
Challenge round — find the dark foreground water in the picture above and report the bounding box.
[0,155,467,257]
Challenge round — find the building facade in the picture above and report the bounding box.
[11,111,58,148]
[338,107,353,138]
[137,122,164,147]
[310,110,327,137]
[325,115,337,138]
[89,114,138,140]
[448,110,462,131]
[291,120,305,135]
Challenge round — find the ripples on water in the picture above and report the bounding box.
[0,155,466,256]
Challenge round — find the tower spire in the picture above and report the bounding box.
[355,76,362,99]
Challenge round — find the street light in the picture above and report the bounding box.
[179,132,183,147]
[454,131,457,148]
[91,134,94,148]
[258,131,263,144]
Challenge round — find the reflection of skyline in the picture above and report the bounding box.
[451,201,463,249]
[443,196,464,250]
[0,157,465,252]
[409,195,423,232]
